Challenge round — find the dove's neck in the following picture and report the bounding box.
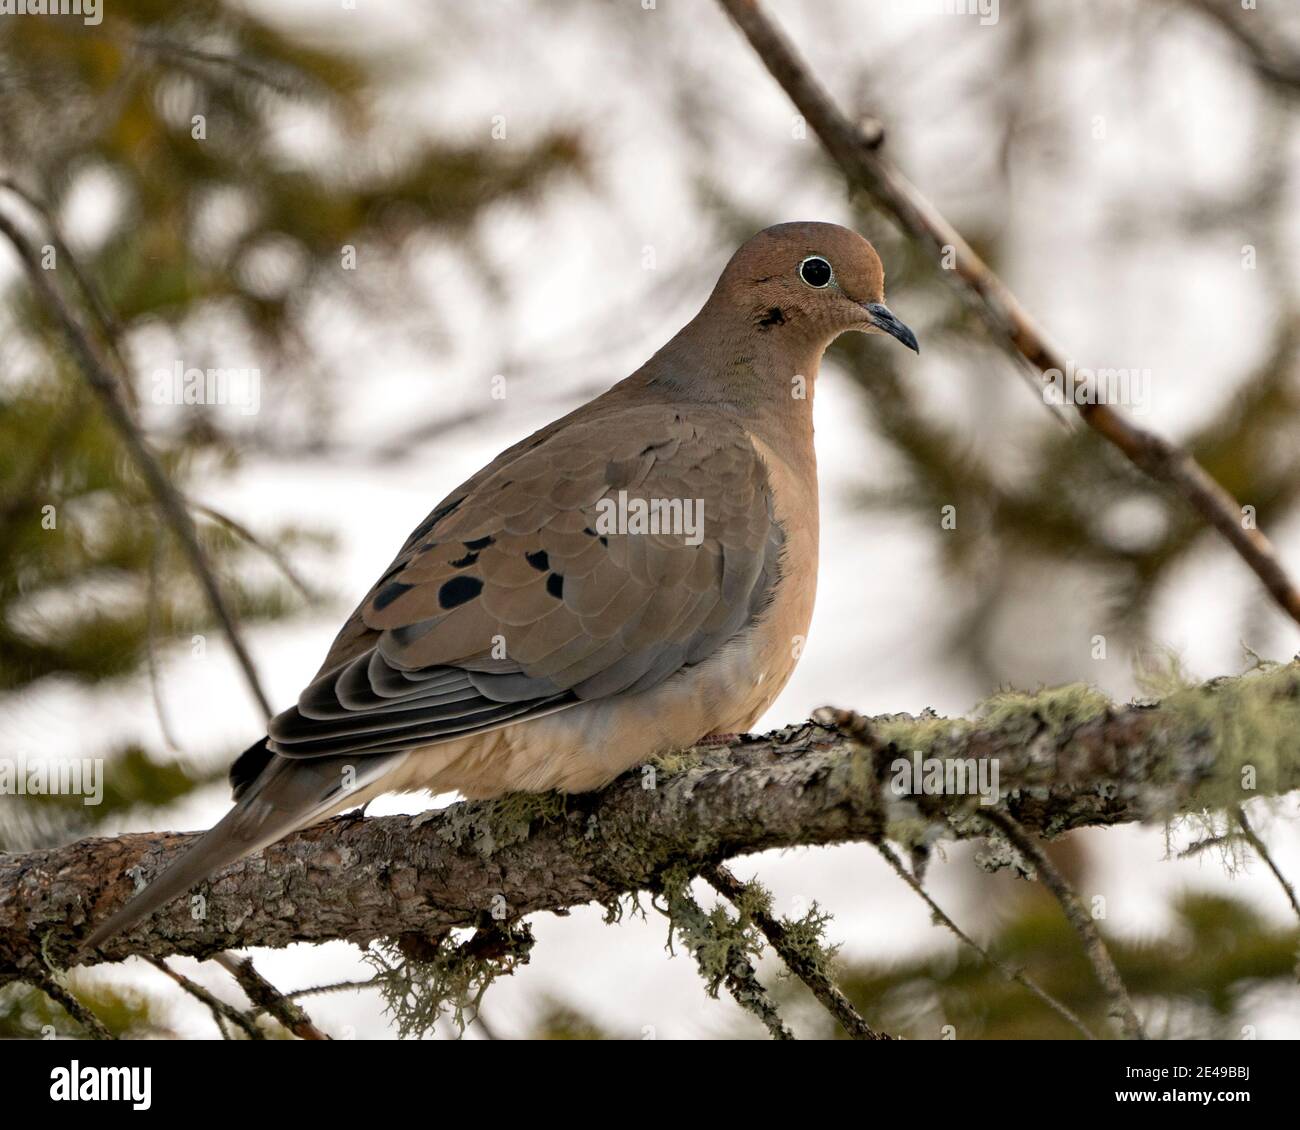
[631,303,823,450]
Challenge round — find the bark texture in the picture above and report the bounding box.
[2,663,1297,984]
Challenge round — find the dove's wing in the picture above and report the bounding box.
[259,401,785,765]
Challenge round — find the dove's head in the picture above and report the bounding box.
[715,221,918,354]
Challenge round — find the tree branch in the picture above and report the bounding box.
[146,956,264,1040]
[3,664,1297,983]
[1232,806,1300,925]
[211,953,330,1040]
[701,863,888,1040]
[715,0,1300,630]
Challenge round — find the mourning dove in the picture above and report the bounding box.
[83,221,917,949]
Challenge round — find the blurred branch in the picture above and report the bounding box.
[980,810,1145,1040]
[716,0,1300,632]
[126,33,314,98]
[146,956,263,1040]
[146,541,185,755]
[189,501,321,605]
[1179,0,1300,96]
[0,206,274,721]
[873,843,1096,1040]
[28,968,114,1040]
[212,953,330,1040]
[3,663,1298,981]
[1232,807,1300,925]
[0,178,127,376]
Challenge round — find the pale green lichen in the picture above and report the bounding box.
[872,681,1114,755]
[434,789,568,857]
[655,865,791,1036]
[658,864,764,994]
[650,748,702,776]
[366,924,534,1038]
[772,900,840,985]
[1146,660,1300,806]
[871,661,1299,804]
[977,682,1113,733]
[844,660,1300,851]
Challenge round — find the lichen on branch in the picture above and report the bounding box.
[1,662,1297,984]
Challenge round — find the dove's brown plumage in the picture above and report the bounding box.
[83,221,918,950]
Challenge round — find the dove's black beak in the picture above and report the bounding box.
[863,302,919,353]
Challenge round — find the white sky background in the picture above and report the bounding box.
[5,0,1300,1037]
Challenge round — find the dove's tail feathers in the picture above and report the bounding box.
[229,735,275,801]
[81,745,406,953]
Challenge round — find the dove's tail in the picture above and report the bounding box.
[81,741,404,952]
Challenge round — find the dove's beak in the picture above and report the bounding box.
[862,302,919,353]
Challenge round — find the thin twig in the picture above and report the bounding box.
[146,540,185,754]
[1233,807,1300,925]
[146,957,263,1040]
[875,844,1096,1040]
[715,0,1300,631]
[0,177,133,400]
[285,978,379,1001]
[128,33,315,98]
[1176,832,1237,860]
[30,970,115,1039]
[981,810,1145,1040]
[702,863,889,1040]
[189,500,321,605]
[0,207,274,721]
[213,953,331,1040]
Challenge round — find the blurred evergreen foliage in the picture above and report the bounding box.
[818,892,1298,1040]
[0,1,584,735]
[522,893,1299,1040]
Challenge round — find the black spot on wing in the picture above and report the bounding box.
[438,575,483,609]
[546,572,564,600]
[374,580,414,611]
[464,535,495,551]
[449,550,480,569]
[525,550,549,571]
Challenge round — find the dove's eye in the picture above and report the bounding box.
[799,255,832,288]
